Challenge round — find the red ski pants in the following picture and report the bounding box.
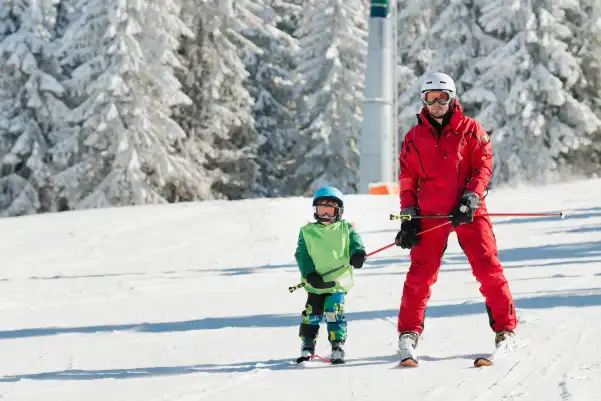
[397,216,517,334]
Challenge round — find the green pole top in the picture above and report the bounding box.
[370,0,389,18]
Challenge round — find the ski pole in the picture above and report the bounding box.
[288,221,451,293]
[417,220,452,234]
[389,211,565,220]
[288,264,351,293]
[336,221,450,267]
[364,221,451,262]
[484,212,565,218]
[390,213,450,221]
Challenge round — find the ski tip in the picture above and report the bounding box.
[474,357,494,367]
[399,358,418,367]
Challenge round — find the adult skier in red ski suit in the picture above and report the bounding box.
[394,72,517,362]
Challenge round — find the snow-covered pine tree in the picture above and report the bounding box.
[426,0,478,82]
[0,0,73,216]
[54,0,76,39]
[462,0,601,185]
[243,0,299,197]
[581,0,601,170]
[395,0,442,135]
[0,2,18,165]
[176,0,263,200]
[172,0,219,200]
[54,0,203,209]
[576,0,601,114]
[270,0,304,37]
[291,0,368,194]
[559,0,601,176]
[0,2,21,215]
[0,2,18,40]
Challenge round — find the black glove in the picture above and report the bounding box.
[450,191,480,227]
[305,272,335,289]
[395,208,420,249]
[350,250,366,268]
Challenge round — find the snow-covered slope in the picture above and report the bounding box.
[0,178,600,400]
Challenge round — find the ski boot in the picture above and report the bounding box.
[495,330,516,349]
[296,338,316,363]
[474,329,517,367]
[330,341,345,365]
[397,331,419,367]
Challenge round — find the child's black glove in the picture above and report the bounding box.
[350,250,366,268]
[450,191,480,227]
[305,272,335,289]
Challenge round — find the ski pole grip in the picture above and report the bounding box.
[390,213,412,221]
[289,282,306,293]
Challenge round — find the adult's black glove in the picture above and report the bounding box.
[350,250,367,268]
[305,272,335,289]
[450,191,480,227]
[395,207,420,249]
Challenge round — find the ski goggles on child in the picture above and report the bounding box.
[314,204,337,217]
[422,90,453,105]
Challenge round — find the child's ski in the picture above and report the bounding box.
[398,358,418,367]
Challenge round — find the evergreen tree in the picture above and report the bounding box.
[292,0,368,194]
[462,0,601,184]
[0,0,70,216]
[176,0,265,200]
[559,0,601,176]
[54,0,202,209]
[244,0,299,197]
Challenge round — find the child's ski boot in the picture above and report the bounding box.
[296,339,316,363]
[330,341,346,365]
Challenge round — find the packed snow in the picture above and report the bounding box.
[0,178,600,400]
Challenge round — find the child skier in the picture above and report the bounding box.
[294,186,367,364]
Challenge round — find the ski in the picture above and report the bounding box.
[473,356,494,367]
[398,358,418,367]
[473,334,519,367]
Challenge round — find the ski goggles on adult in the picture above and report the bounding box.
[422,90,453,105]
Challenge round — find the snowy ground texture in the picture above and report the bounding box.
[1,179,601,400]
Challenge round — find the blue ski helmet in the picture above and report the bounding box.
[312,186,344,221]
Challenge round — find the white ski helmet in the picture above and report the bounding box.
[420,72,456,103]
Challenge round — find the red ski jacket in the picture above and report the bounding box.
[398,101,492,214]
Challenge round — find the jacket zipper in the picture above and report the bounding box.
[409,141,429,180]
